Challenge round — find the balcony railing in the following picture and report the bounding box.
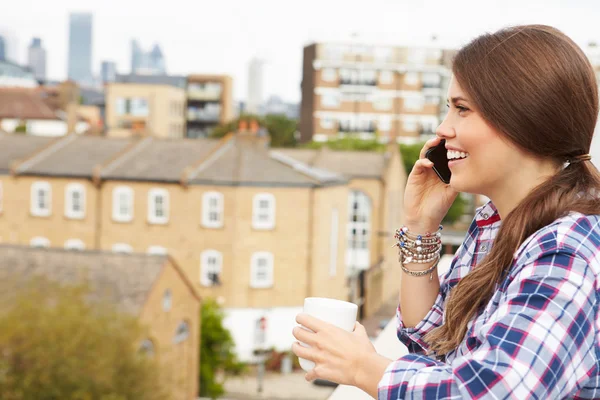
[338,122,377,134]
[339,78,377,86]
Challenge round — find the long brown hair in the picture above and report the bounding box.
[425,25,600,356]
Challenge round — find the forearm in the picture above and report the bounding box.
[399,222,441,328]
[354,352,393,399]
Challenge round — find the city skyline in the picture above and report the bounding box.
[1,0,599,102]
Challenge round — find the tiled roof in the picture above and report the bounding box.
[274,147,389,179]
[0,88,60,120]
[0,133,56,173]
[16,135,135,178]
[0,245,168,316]
[188,136,346,187]
[101,137,222,182]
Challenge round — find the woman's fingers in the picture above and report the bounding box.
[419,136,443,159]
[411,158,434,176]
[292,326,317,346]
[292,341,313,360]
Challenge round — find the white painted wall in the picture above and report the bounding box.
[591,115,600,170]
[223,306,303,362]
[0,119,89,136]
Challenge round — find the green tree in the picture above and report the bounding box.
[14,122,27,134]
[199,298,245,399]
[0,279,168,400]
[398,142,468,224]
[210,114,298,148]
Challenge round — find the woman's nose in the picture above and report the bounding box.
[435,116,456,139]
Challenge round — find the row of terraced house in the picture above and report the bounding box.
[0,126,407,365]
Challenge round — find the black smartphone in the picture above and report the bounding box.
[425,139,451,184]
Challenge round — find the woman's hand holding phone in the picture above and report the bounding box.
[403,137,459,233]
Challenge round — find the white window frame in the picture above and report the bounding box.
[329,208,339,277]
[112,186,134,223]
[147,188,169,225]
[173,321,190,344]
[252,193,276,230]
[30,236,50,248]
[321,93,340,108]
[320,117,335,130]
[372,97,392,111]
[404,96,424,111]
[139,339,155,357]
[250,252,274,289]
[30,181,51,217]
[379,116,392,132]
[65,183,86,220]
[163,289,172,311]
[403,120,418,132]
[64,239,85,251]
[147,246,168,255]
[112,243,133,254]
[346,190,371,273]
[200,250,223,287]
[379,70,393,84]
[322,68,337,82]
[202,192,224,228]
[404,72,419,85]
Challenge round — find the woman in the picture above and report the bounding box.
[292,24,600,399]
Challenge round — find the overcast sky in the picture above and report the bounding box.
[1,0,599,103]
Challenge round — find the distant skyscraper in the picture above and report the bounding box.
[130,40,166,75]
[27,37,47,81]
[68,12,93,85]
[0,35,5,61]
[101,61,117,84]
[247,58,264,114]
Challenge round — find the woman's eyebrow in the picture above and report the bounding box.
[447,96,470,104]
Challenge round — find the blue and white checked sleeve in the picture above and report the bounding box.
[378,249,598,399]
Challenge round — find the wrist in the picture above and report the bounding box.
[353,352,393,397]
[403,221,441,234]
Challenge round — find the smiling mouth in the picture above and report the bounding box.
[447,150,469,161]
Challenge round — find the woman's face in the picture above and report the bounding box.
[437,77,531,197]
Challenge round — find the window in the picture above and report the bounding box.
[329,208,339,277]
[148,188,169,224]
[403,120,418,132]
[200,250,223,287]
[404,96,424,111]
[425,95,440,105]
[250,252,274,289]
[112,243,133,254]
[163,289,172,311]
[30,181,51,217]
[30,236,50,248]
[407,49,426,64]
[422,73,441,88]
[202,192,223,228]
[321,93,340,108]
[320,117,335,130]
[372,97,392,111]
[116,97,149,116]
[65,183,86,219]
[404,72,419,85]
[252,193,275,230]
[379,117,391,132]
[379,70,393,84]
[64,239,85,251]
[148,246,168,255]
[322,68,337,82]
[139,339,155,357]
[346,190,371,273]
[112,186,134,222]
[173,321,190,344]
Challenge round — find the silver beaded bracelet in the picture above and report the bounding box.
[400,254,440,281]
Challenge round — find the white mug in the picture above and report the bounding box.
[297,297,358,372]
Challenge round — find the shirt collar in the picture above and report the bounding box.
[475,200,501,228]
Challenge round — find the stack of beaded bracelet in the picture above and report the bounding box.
[393,225,443,280]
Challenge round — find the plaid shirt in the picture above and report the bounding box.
[378,201,600,399]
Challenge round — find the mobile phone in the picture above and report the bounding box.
[425,139,451,184]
